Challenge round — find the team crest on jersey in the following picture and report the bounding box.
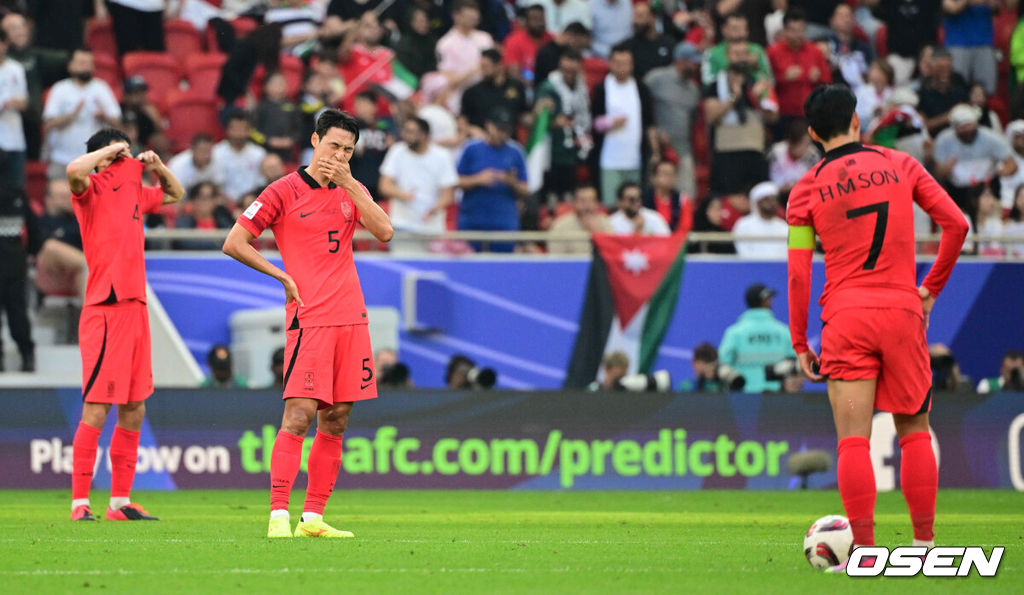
[340,200,353,221]
[304,372,315,390]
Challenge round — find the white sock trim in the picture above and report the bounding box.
[269,509,290,520]
[912,539,935,548]
[109,497,131,510]
[71,498,90,511]
[300,512,323,523]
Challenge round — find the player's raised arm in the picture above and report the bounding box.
[136,151,185,205]
[65,141,130,194]
[319,156,394,243]
[222,223,304,306]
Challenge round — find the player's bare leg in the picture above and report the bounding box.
[71,402,111,520]
[893,410,937,548]
[294,402,354,538]
[104,401,157,520]
[827,378,877,548]
[267,398,317,537]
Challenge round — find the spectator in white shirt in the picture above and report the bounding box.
[0,28,28,187]
[168,133,225,193]
[608,181,670,236]
[733,181,788,260]
[589,0,633,57]
[768,118,821,194]
[212,110,267,202]
[532,0,592,33]
[999,119,1024,212]
[378,116,459,253]
[42,48,121,179]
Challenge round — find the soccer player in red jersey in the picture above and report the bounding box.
[787,86,969,567]
[66,129,185,521]
[222,110,393,538]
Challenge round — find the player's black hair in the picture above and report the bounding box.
[783,7,807,25]
[85,128,130,153]
[693,342,718,363]
[481,48,502,63]
[804,84,857,142]
[406,116,430,136]
[315,108,360,144]
[616,181,641,200]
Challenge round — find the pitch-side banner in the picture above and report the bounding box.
[2,390,1022,491]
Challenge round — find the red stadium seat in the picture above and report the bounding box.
[165,90,222,152]
[250,55,306,101]
[123,52,183,111]
[184,52,228,98]
[278,55,304,99]
[583,56,609,90]
[85,18,117,55]
[93,52,121,92]
[164,19,204,61]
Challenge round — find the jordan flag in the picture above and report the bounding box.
[564,233,687,388]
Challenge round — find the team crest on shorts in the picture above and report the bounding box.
[304,372,315,390]
[341,200,352,221]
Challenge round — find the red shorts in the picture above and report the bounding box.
[282,324,378,408]
[79,300,153,404]
[820,307,932,415]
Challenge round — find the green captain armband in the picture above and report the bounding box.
[788,225,815,250]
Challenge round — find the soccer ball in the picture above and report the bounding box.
[803,515,854,569]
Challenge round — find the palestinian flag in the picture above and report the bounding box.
[564,233,687,388]
[379,60,419,101]
[525,105,551,193]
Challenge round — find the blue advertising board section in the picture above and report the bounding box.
[146,256,1024,390]
[3,390,1022,491]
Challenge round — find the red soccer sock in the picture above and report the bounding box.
[303,431,343,516]
[837,436,876,546]
[900,431,937,542]
[109,426,141,500]
[72,422,102,502]
[270,430,305,511]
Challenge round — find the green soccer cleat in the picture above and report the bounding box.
[293,517,354,538]
[267,516,293,538]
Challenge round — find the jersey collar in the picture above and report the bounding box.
[814,142,883,177]
[298,167,337,190]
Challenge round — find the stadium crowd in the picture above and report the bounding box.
[1,1,1023,379]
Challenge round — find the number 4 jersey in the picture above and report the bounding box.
[786,142,968,354]
[238,168,369,329]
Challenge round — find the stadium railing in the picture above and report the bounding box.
[142,228,1024,256]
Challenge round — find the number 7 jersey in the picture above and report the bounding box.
[786,142,967,326]
[238,168,369,329]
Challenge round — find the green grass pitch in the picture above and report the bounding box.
[0,489,1019,593]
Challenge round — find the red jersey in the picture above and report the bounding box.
[72,158,164,306]
[787,143,968,353]
[503,30,554,76]
[238,169,368,329]
[766,40,832,117]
